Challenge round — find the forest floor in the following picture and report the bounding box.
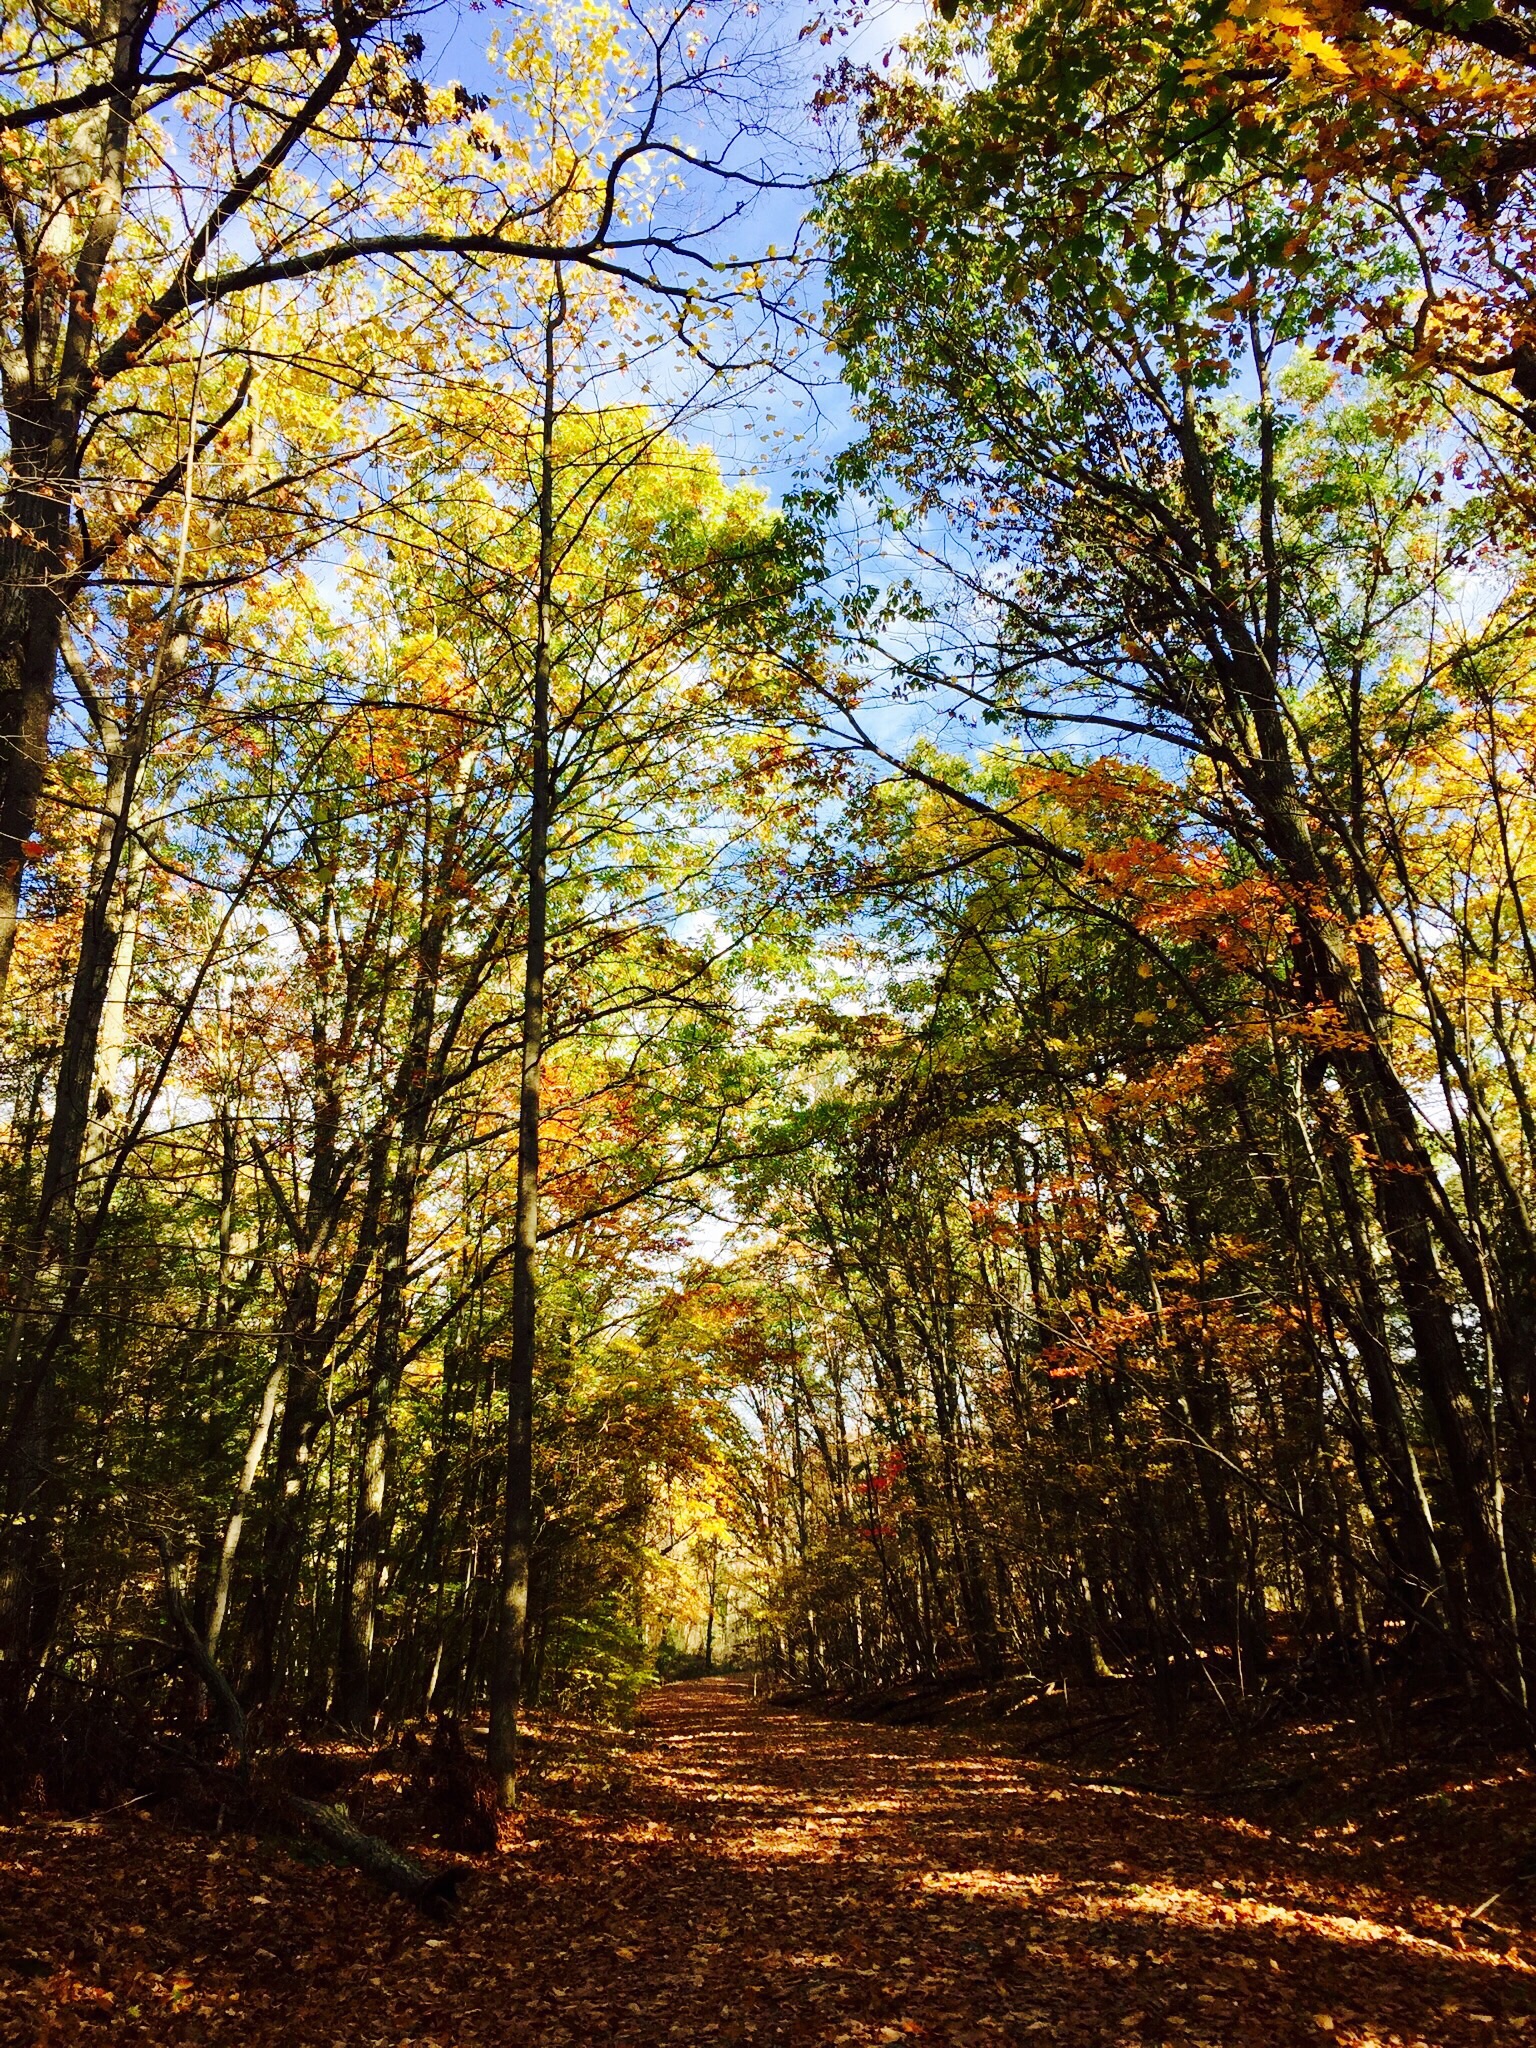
[2,1676,1535,2046]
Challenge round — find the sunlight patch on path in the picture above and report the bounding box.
[916,1866,1532,1971]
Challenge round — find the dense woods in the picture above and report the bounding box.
[741,0,1536,1730]
[9,0,1536,1837]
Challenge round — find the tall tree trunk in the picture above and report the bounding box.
[0,0,140,992]
[338,748,481,1727]
[337,1126,424,1729]
[239,1118,387,1707]
[79,828,149,1196]
[207,1360,285,1659]
[0,630,189,1660]
[0,430,73,996]
[239,1287,325,1704]
[488,281,562,1809]
[0,726,140,1671]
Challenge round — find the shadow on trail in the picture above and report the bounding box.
[0,1677,1531,2046]
[543,1678,1531,2047]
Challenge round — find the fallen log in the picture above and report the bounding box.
[1462,1853,1536,1933]
[153,1535,464,1917]
[156,1533,249,1791]
[289,1798,463,1916]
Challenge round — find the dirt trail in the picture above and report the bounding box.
[2,1678,1532,2045]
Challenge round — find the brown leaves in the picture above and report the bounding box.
[2,1683,1534,2044]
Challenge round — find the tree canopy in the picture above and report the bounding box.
[8,0,1536,1839]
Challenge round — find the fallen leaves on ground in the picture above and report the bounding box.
[1,1680,1533,2046]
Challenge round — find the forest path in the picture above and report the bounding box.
[2,1677,1532,2045]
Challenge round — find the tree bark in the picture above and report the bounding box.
[339,750,482,1727]
[0,0,142,990]
[290,1799,463,1915]
[488,282,562,1808]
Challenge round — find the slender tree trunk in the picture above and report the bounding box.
[488,281,562,1809]
[338,745,481,1727]
[0,720,139,1665]
[338,1128,425,1728]
[240,1295,325,1703]
[79,828,149,1193]
[207,1359,285,1658]
[704,1547,719,1672]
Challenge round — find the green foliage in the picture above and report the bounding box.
[541,1602,658,1723]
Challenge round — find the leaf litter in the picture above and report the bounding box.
[1,1678,1533,2046]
